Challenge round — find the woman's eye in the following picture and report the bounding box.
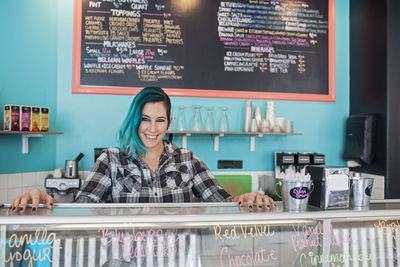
[141,117,150,121]
[157,119,166,122]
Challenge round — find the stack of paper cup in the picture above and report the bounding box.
[244,100,252,132]
[266,101,275,127]
[254,107,262,131]
[275,117,285,132]
[285,120,293,133]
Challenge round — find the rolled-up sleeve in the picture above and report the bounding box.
[75,151,112,203]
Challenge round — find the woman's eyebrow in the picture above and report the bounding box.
[141,114,166,119]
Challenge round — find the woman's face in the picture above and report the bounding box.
[138,101,170,151]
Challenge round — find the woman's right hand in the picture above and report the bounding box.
[11,189,58,212]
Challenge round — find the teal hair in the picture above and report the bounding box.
[118,87,171,158]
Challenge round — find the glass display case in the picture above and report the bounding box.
[1,200,400,267]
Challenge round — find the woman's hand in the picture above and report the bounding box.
[11,189,58,212]
[232,192,275,209]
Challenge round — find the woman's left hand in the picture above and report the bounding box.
[234,192,275,209]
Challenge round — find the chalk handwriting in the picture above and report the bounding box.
[219,246,277,267]
[82,1,184,82]
[374,220,400,249]
[291,222,351,252]
[5,228,59,267]
[299,251,373,267]
[218,1,326,74]
[98,227,179,260]
[214,224,274,242]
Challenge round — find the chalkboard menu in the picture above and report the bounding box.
[72,0,335,101]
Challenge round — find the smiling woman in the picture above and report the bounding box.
[11,87,275,211]
[118,87,172,158]
[138,103,169,158]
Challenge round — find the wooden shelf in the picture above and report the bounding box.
[0,131,63,154]
[167,131,302,152]
[0,131,63,135]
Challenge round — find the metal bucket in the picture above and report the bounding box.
[277,180,313,211]
[350,177,374,207]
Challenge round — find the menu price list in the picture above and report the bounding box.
[82,0,185,84]
[218,1,328,75]
[79,0,330,94]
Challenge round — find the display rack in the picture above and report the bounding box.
[167,131,302,152]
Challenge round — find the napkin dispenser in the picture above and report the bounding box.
[306,166,350,209]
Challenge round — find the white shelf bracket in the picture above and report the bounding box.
[181,133,190,149]
[250,136,256,152]
[22,134,43,154]
[249,134,263,152]
[213,133,224,152]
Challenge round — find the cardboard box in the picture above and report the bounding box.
[10,105,20,131]
[20,106,31,131]
[40,107,49,132]
[31,107,41,132]
[3,105,11,130]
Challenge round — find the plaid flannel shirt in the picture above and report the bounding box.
[75,141,231,203]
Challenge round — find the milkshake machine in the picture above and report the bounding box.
[275,152,325,179]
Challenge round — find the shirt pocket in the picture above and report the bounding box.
[164,170,192,189]
[115,166,142,191]
[115,175,142,193]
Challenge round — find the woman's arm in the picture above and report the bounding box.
[190,154,231,202]
[75,149,113,203]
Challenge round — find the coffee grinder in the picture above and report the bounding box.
[45,176,81,202]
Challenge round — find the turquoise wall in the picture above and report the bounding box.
[0,0,349,174]
[0,1,58,173]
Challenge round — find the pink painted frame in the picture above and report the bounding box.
[72,0,335,102]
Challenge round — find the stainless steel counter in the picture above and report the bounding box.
[1,200,400,267]
[1,200,400,225]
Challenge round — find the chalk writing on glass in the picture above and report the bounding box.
[374,220,400,249]
[98,227,179,260]
[213,224,275,242]
[5,228,59,267]
[219,246,278,267]
[291,222,352,252]
[299,251,373,267]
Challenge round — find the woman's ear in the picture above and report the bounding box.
[168,116,173,129]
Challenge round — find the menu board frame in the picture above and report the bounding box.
[72,0,336,101]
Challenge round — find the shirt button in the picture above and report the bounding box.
[154,192,158,196]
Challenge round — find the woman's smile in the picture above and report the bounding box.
[138,102,170,151]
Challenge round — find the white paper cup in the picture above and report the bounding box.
[285,120,293,133]
[53,168,63,178]
[275,117,285,132]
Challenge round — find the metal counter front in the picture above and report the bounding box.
[1,200,400,266]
